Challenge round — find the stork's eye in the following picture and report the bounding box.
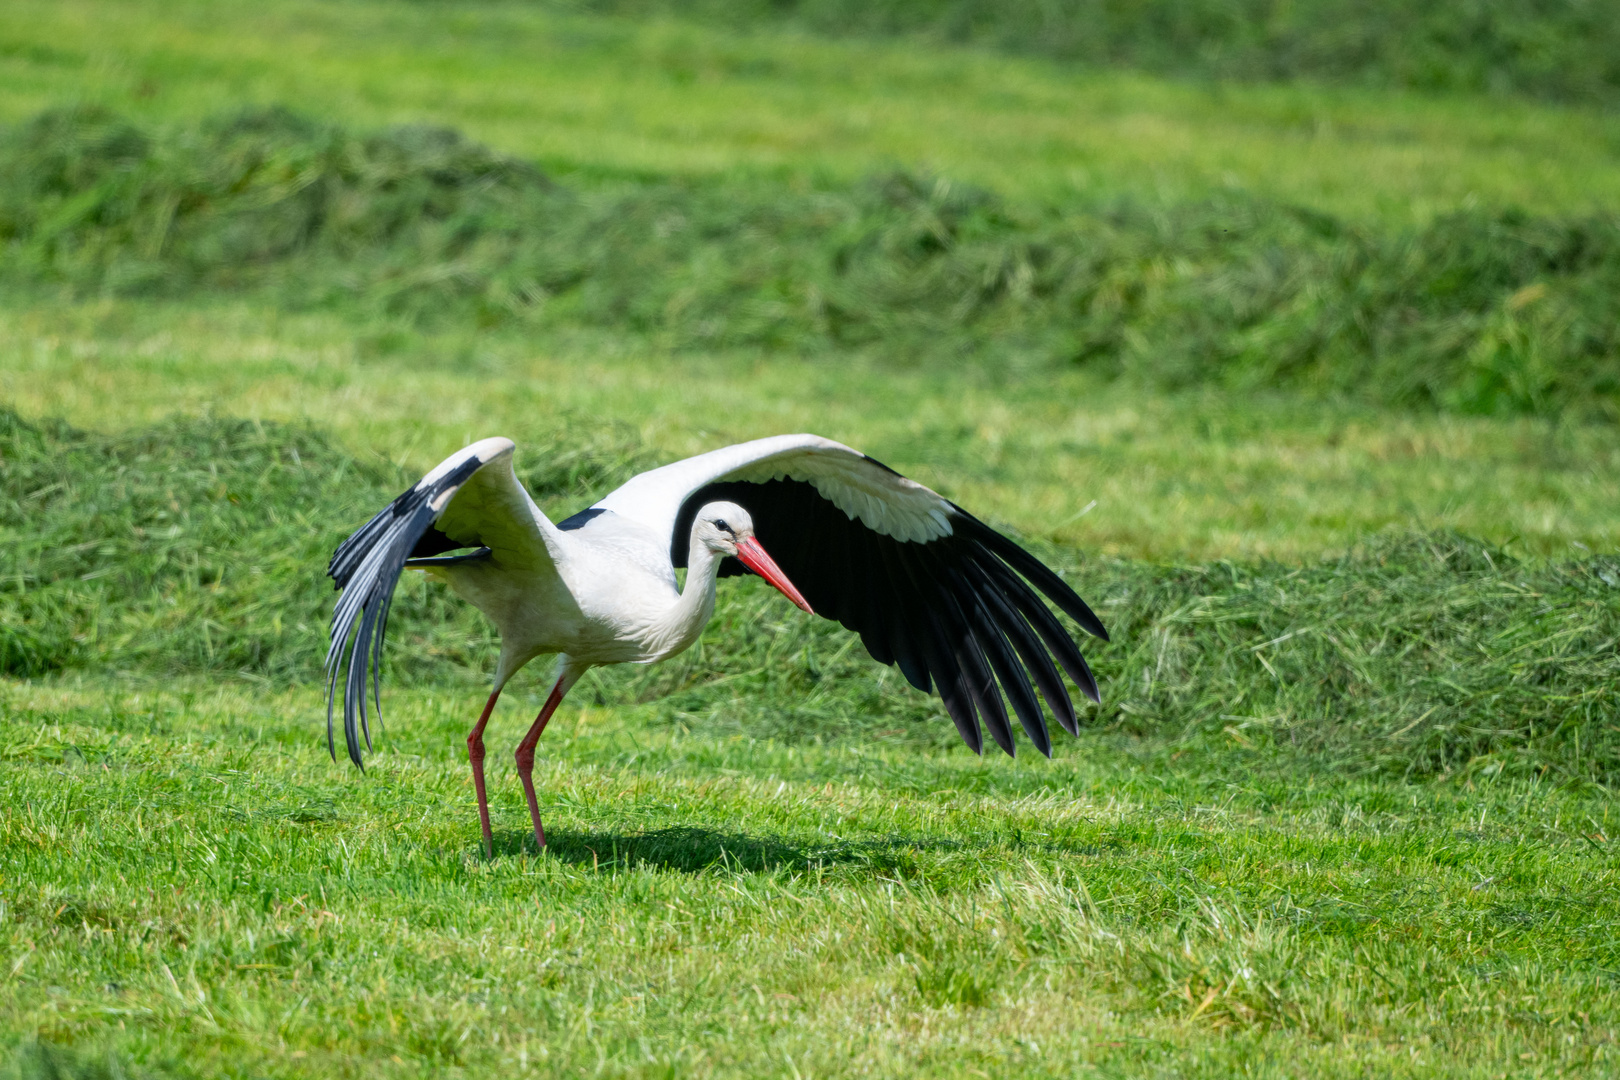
[713,519,733,534]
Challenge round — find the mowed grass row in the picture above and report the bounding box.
[2,677,1618,1078]
[5,407,1618,784]
[4,106,1619,419]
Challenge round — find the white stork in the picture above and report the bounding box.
[327,434,1107,855]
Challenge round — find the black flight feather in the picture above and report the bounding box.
[325,455,483,767]
[671,475,1107,756]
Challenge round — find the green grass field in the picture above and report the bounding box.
[2,2,1619,1077]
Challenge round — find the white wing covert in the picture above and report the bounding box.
[595,434,952,544]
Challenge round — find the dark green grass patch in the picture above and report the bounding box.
[4,107,1619,418]
[4,408,1617,785]
[573,0,1620,107]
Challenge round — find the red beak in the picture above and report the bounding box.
[734,537,814,614]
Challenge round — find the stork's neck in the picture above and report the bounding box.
[643,537,722,660]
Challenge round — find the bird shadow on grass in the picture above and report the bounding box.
[525,825,965,878]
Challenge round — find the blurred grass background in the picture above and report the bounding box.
[4,0,1620,221]
[3,106,1617,418]
[573,0,1620,107]
[2,1,1619,1077]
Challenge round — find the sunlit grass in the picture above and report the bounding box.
[3,679,1617,1077]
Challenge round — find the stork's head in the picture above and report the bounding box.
[692,501,813,614]
[691,501,754,556]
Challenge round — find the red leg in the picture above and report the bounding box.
[467,688,502,858]
[514,676,571,850]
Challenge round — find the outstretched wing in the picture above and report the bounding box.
[325,437,556,766]
[594,434,1108,758]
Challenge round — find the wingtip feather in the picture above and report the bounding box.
[326,455,484,769]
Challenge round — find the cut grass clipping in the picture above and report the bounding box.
[3,106,1618,419]
[4,407,1617,784]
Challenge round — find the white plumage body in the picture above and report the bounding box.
[427,508,709,679]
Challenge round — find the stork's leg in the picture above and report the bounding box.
[513,667,579,850]
[467,688,502,858]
